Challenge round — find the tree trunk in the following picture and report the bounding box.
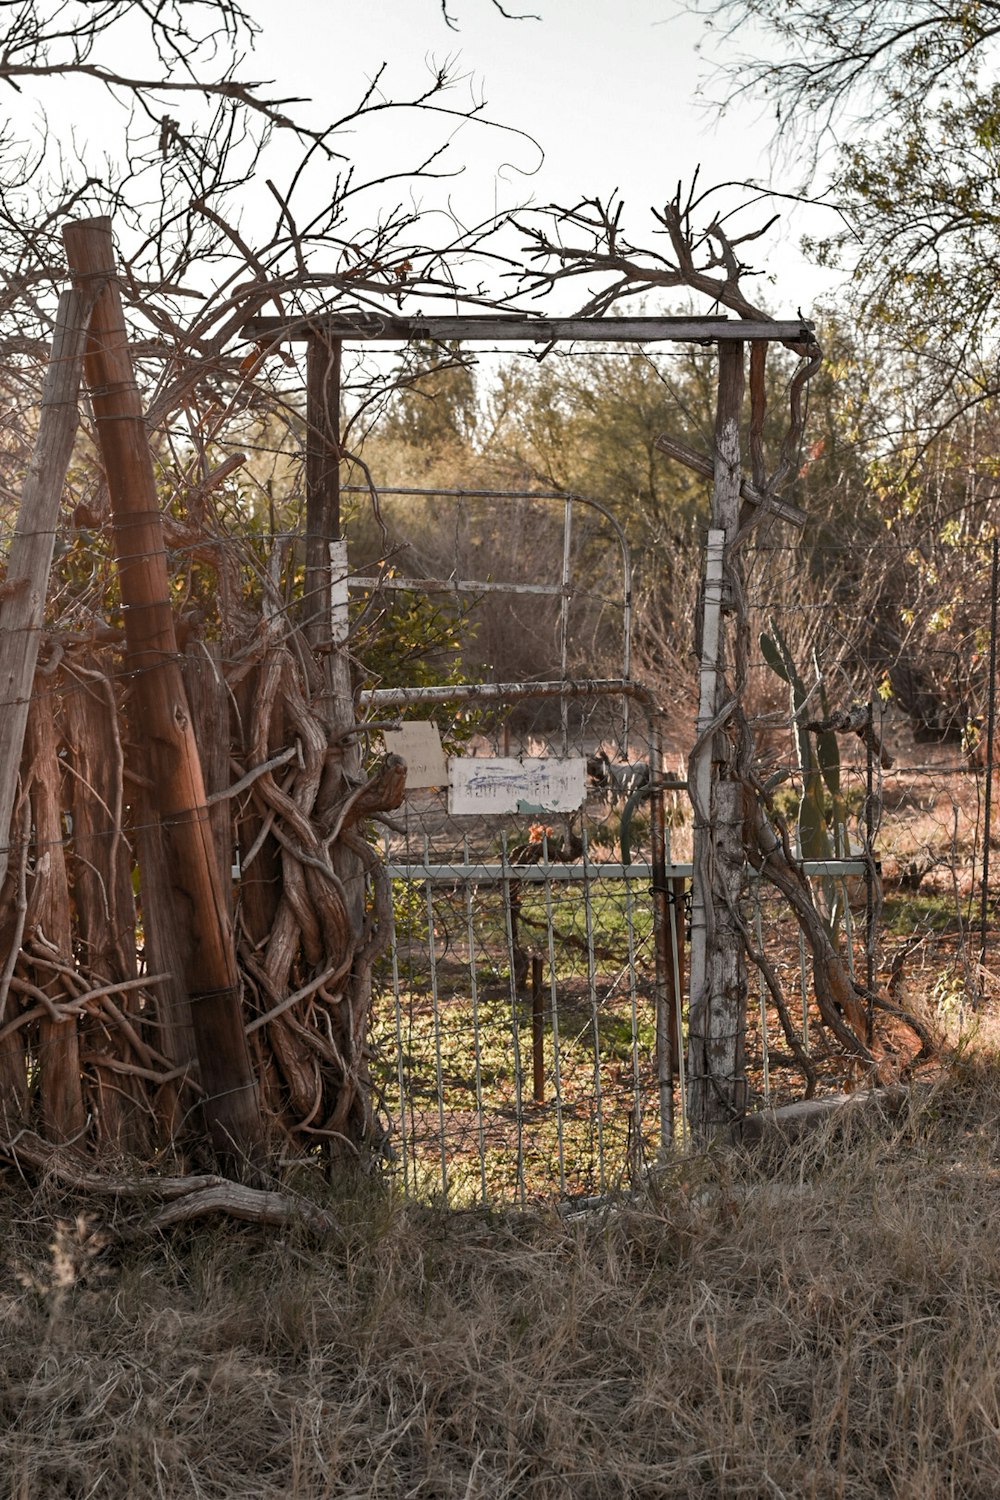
[184,640,234,894]
[27,691,86,1143]
[64,667,149,1153]
[687,341,749,1136]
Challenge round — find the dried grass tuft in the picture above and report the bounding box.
[6,1058,1000,1497]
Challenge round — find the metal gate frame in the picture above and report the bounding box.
[362,677,872,1200]
[344,484,635,745]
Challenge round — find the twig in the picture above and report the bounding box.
[0,1129,336,1235]
[0,973,171,1044]
[245,961,350,1036]
[0,796,31,1026]
[206,745,297,805]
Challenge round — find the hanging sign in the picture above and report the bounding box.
[448,756,586,816]
[382,721,448,789]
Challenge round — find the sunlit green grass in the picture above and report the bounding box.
[373,876,662,1205]
[882,888,964,936]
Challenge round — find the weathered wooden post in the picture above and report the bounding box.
[0,288,90,1137]
[686,340,748,1136]
[62,216,265,1169]
[303,328,375,1142]
[0,289,89,897]
[304,330,356,750]
[305,334,342,643]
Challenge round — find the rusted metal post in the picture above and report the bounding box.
[865,700,877,1037]
[62,216,264,1170]
[687,340,748,1137]
[651,778,675,1143]
[531,953,545,1103]
[670,875,686,1071]
[978,536,999,991]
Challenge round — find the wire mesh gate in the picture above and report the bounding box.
[375,834,687,1207]
[373,845,685,1211]
[359,676,681,1208]
[350,483,878,1204]
[348,483,687,1205]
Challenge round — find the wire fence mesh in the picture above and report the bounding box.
[367,699,676,1207]
[4,445,999,1194]
[374,836,661,1206]
[363,506,1000,1206]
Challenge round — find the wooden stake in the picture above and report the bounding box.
[62,216,264,1170]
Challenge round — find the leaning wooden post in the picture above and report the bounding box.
[687,340,748,1137]
[0,289,89,898]
[62,216,265,1169]
[0,288,90,1137]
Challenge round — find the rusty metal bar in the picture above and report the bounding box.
[349,574,566,598]
[531,954,545,1105]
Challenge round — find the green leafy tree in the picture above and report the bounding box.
[485,348,711,542]
[694,0,1000,444]
[690,0,1000,735]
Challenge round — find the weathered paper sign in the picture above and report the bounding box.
[382,721,448,789]
[448,756,586,815]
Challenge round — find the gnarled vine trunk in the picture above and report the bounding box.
[0,222,405,1171]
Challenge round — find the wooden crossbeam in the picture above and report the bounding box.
[243,313,816,345]
[654,434,808,529]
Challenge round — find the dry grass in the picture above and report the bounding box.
[6,1056,1000,1498]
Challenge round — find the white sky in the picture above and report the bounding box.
[251,0,838,317]
[21,0,840,321]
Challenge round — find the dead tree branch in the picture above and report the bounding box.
[0,1129,337,1235]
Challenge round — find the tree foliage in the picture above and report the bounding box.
[696,0,1000,434]
[687,0,1000,736]
[695,0,1000,142]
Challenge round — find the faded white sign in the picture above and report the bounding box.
[329,539,350,646]
[382,721,448,790]
[448,756,586,816]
